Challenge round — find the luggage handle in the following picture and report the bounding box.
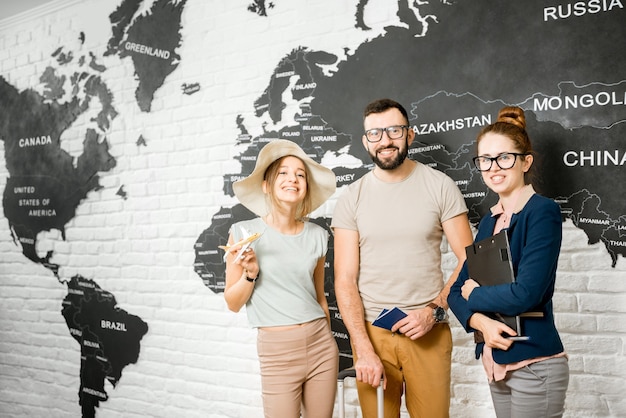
[337,368,384,418]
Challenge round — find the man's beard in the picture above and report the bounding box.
[370,140,409,170]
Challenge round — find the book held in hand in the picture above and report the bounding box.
[372,307,407,330]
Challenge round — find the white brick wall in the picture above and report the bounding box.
[0,1,624,417]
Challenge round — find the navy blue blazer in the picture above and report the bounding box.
[448,193,565,364]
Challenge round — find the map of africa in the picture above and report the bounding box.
[0,0,624,414]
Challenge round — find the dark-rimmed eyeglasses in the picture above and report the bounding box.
[473,152,529,172]
[364,125,409,143]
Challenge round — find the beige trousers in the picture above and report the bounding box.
[257,317,339,418]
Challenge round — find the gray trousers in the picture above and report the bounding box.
[489,356,569,418]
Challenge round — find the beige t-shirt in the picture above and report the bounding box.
[332,162,468,322]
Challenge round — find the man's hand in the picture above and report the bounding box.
[355,349,386,389]
[391,307,434,340]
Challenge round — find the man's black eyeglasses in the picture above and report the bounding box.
[473,152,529,172]
[364,125,409,143]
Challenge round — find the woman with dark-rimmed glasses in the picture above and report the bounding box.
[448,106,569,418]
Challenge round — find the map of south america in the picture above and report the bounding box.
[62,276,148,418]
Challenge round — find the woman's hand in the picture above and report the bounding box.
[224,235,259,312]
[470,313,516,351]
[461,278,480,300]
[232,246,259,278]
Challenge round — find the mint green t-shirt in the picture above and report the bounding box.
[231,217,328,328]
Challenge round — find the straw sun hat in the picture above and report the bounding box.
[233,140,336,217]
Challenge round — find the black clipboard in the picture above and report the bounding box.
[465,230,522,335]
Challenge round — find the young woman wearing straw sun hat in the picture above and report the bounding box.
[223,139,339,418]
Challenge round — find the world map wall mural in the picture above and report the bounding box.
[192,1,626,369]
[0,0,624,416]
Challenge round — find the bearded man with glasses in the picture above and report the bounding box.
[363,124,410,170]
[332,98,473,417]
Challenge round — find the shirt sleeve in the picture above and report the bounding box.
[331,184,358,231]
[440,174,469,223]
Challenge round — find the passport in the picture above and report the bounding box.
[372,307,407,330]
